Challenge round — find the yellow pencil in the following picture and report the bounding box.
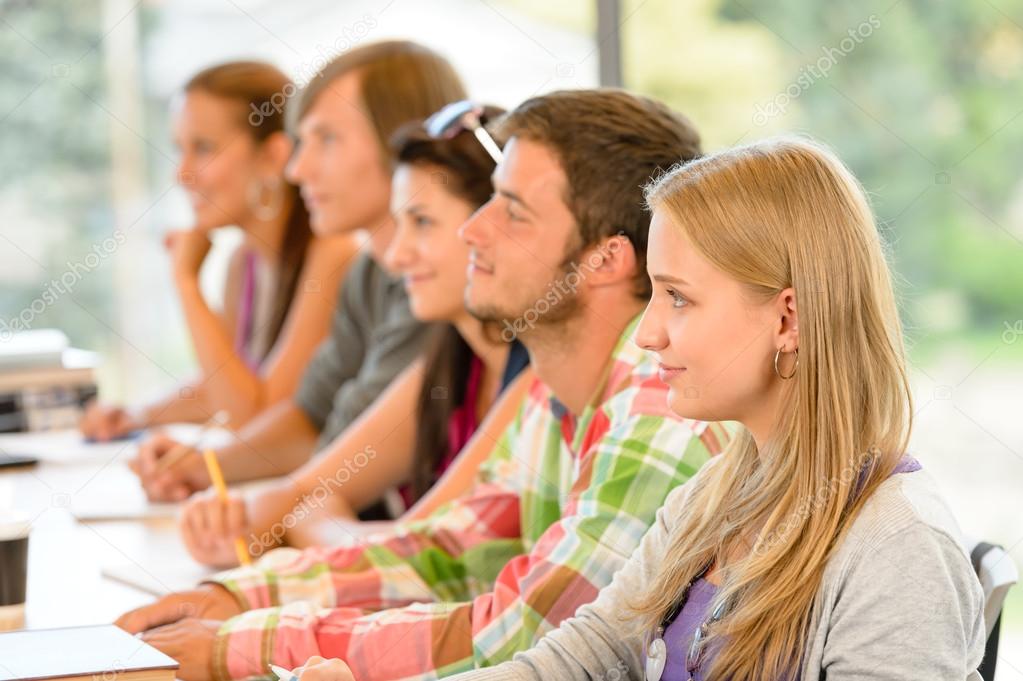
[201,449,251,566]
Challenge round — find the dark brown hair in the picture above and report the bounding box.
[185,61,311,351]
[289,40,468,158]
[389,106,505,502]
[493,88,703,298]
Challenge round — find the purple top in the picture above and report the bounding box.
[234,250,260,370]
[659,577,718,681]
[656,455,922,681]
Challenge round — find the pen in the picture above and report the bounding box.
[155,410,228,473]
[270,664,298,681]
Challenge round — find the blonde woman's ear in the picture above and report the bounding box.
[773,287,799,349]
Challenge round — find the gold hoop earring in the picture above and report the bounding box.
[774,348,798,380]
[247,176,283,221]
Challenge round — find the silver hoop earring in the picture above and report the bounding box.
[774,348,798,380]
[247,176,283,221]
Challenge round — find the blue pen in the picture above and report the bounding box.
[270,664,299,681]
[83,429,142,444]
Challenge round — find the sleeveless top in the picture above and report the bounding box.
[233,249,278,369]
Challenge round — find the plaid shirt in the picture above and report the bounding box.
[210,317,729,680]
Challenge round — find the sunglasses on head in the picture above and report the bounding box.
[425,100,504,165]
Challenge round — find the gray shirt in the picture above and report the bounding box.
[295,253,426,451]
[452,458,986,681]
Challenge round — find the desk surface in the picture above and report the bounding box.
[0,428,211,629]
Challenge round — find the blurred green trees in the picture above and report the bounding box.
[508,0,1023,356]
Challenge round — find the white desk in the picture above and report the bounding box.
[0,428,214,629]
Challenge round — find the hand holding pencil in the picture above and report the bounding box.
[130,411,228,502]
[178,486,254,569]
[200,449,251,566]
[178,448,254,569]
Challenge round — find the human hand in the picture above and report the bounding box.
[180,489,251,568]
[290,656,356,681]
[130,432,210,501]
[114,584,241,635]
[79,400,141,442]
[139,618,221,681]
[165,228,213,280]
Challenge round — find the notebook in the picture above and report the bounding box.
[101,559,217,597]
[0,624,178,681]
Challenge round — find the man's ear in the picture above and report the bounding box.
[774,287,799,352]
[259,131,294,176]
[583,234,637,289]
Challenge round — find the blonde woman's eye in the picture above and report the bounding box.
[668,288,688,308]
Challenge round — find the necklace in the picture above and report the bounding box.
[645,565,729,681]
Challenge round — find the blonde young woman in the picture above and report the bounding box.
[300,138,986,680]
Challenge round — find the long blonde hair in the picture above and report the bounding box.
[630,137,913,680]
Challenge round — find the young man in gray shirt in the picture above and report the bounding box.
[132,42,467,502]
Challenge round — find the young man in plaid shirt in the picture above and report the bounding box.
[117,89,729,680]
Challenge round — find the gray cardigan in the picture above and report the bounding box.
[451,459,986,681]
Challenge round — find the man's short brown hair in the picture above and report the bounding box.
[289,40,467,156]
[493,89,702,298]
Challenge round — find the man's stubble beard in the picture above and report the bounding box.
[465,265,586,346]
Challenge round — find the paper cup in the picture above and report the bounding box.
[0,510,31,631]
